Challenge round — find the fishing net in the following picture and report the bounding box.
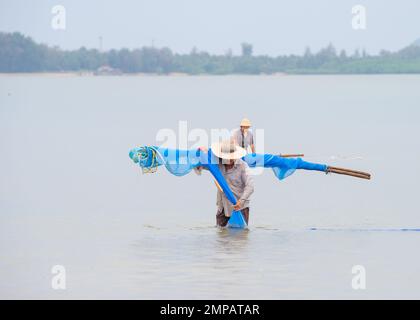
[129,147,329,226]
[243,153,327,180]
[129,146,204,176]
[129,146,330,228]
[129,146,328,181]
[129,146,159,173]
[227,210,248,229]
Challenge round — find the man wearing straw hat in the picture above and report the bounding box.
[232,118,255,153]
[210,140,255,227]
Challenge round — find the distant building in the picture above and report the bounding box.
[94,65,122,76]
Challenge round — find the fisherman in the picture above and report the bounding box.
[232,118,255,153]
[198,141,254,227]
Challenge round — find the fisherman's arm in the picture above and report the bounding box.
[194,146,210,174]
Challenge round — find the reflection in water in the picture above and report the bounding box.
[215,227,250,252]
[204,228,254,290]
[211,227,250,267]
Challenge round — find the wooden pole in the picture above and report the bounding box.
[280,154,305,158]
[328,167,371,179]
[327,166,371,180]
[214,180,223,192]
[328,166,370,177]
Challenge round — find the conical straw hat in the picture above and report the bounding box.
[240,118,252,127]
[211,140,247,160]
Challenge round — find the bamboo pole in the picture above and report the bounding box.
[214,180,223,192]
[328,166,371,177]
[328,167,371,179]
[329,169,370,180]
[327,166,371,180]
[280,154,305,158]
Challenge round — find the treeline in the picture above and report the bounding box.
[1,32,420,74]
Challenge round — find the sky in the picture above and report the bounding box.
[0,0,419,56]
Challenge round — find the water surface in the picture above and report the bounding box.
[1,74,420,299]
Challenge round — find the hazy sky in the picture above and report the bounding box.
[1,0,419,55]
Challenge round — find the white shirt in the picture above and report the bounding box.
[232,128,254,152]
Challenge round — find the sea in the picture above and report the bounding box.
[1,74,420,299]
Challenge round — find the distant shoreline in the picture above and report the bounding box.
[1,72,420,77]
[2,32,420,75]
[0,72,287,77]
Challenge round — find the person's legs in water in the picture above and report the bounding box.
[216,208,229,227]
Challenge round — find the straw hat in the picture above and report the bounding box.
[240,118,252,127]
[211,141,247,160]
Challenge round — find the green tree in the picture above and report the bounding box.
[241,43,253,57]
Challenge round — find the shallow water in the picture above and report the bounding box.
[1,74,420,299]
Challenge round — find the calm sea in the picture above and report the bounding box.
[1,74,420,299]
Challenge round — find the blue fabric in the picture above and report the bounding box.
[243,153,327,180]
[227,211,247,229]
[129,146,328,229]
[199,149,238,205]
[129,146,328,182]
[129,146,239,205]
[156,147,202,176]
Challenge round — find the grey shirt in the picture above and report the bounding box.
[232,128,254,151]
[216,159,254,217]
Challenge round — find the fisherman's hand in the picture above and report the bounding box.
[233,201,242,211]
[198,146,208,152]
[193,166,203,175]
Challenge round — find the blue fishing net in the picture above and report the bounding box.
[129,146,327,180]
[227,210,248,229]
[129,146,328,181]
[129,146,202,175]
[129,146,328,229]
[129,146,238,205]
[244,153,327,180]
